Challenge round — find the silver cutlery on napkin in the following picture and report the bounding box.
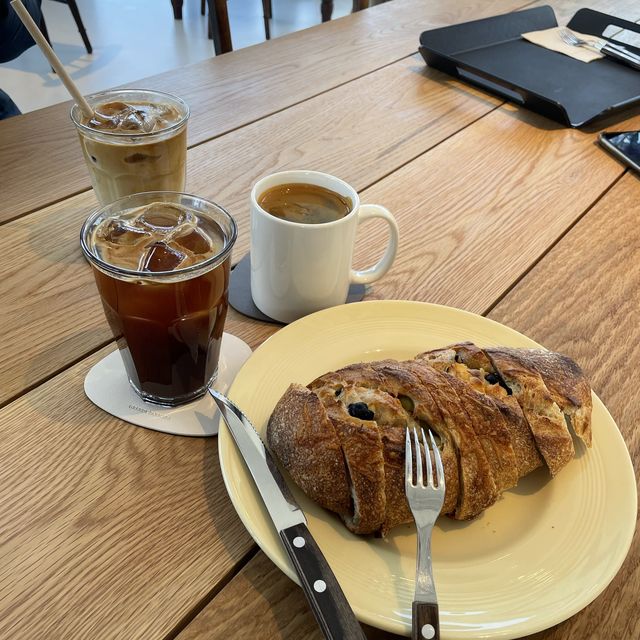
[210,389,366,640]
[559,27,640,70]
[405,428,445,640]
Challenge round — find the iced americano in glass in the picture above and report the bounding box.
[81,192,237,406]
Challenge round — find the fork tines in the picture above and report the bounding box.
[405,427,445,490]
[558,27,602,49]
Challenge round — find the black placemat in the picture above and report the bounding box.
[229,253,367,325]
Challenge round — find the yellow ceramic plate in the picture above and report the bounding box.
[218,301,637,638]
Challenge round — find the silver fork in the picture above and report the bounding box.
[558,27,640,71]
[405,427,446,640]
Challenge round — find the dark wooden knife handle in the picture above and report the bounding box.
[411,600,440,640]
[412,601,439,640]
[280,523,366,640]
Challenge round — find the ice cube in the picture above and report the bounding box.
[152,103,172,118]
[171,224,213,256]
[137,203,189,231]
[87,101,180,133]
[140,117,157,133]
[98,101,129,116]
[87,113,117,130]
[88,101,129,130]
[151,103,179,128]
[141,241,186,272]
[99,219,151,246]
[139,108,161,133]
[119,107,147,132]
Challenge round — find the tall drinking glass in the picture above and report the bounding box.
[81,192,237,406]
[71,89,189,205]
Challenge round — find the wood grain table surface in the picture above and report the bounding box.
[0,0,638,638]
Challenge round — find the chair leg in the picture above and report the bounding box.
[261,0,271,40]
[171,0,183,19]
[207,0,220,51]
[321,0,333,22]
[66,0,93,54]
[352,0,367,12]
[207,0,232,54]
[39,13,56,73]
[39,13,52,46]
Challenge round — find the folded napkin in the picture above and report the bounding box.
[522,27,604,63]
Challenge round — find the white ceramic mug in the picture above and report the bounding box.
[250,170,399,323]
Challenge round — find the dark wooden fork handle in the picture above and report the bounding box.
[412,601,440,640]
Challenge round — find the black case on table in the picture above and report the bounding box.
[418,6,640,127]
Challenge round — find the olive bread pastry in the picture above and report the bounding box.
[267,343,592,535]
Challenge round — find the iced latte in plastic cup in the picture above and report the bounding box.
[71,89,189,205]
[81,192,237,406]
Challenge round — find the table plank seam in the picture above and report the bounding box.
[481,168,629,318]
[354,101,506,194]
[0,336,115,411]
[183,52,420,149]
[0,185,94,228]
[0,0,548,228]
[0,54,418,229]
[162,544,259,640]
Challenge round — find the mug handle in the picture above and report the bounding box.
[350,204,399,285]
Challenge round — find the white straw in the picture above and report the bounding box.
[10,0,93,118]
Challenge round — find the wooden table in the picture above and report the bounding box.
[1,0,638,638]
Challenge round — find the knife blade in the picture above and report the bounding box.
[210,388,366,640]
[594,39,640,71]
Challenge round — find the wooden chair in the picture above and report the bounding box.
[171,0,231,56]
[262,0,369,39]
[171,0,369,56]
[45,0,93,54]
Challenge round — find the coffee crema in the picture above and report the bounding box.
[258,183,353,224]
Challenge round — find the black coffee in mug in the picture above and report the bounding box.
[258,183,353,224]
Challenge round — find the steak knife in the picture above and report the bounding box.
[210,389,366,640]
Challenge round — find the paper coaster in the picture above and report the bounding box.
[229,253,366,324]
[84,332,252,437]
